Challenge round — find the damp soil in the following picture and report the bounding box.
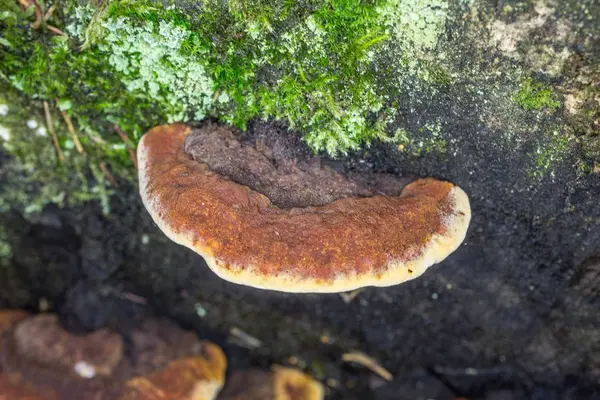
[184,121,409,209]
[1,118,600,400]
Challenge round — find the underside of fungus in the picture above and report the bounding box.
[138,123,471,293]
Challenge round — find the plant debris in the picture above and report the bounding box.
[342,351,393,381]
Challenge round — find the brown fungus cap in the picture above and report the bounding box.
[0,313,126,399]
[120,346,226,400]
[10,314,123,378]
[0,312,228,400]
[217,366,324,400]
[138,124,471,293]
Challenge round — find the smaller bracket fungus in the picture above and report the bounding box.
[138,123,471,293]
[0,313,126,399]
[120,348,226,400]
[218,366,324,400]
[0,312,228,399]
[10,314,124,378]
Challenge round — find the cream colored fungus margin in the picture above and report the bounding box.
[138,128,471,294]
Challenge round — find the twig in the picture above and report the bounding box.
[89,135,106,145]
[99,162,118,187]
[114,124,138,169]
[229,327,262,349]
[47,25,66,36]
[18,0,42,29]
[43,3,55,21]
[43,101,65,161]
[30,0,44,29]
[342,351,393,381]
[119,291,147,304]
[19,0,67,36]
[57,104,84,153]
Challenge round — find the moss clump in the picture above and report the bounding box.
[0,1,171,213]
[0,0,461,210]
[96,0,397,155]
[514,77,561,111]
[3,0,454,157]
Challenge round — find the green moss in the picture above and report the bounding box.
[1,0,457,164]
[0,91,113,215]
[0,1,172,213]
[0,0,464,211]
[514,77,561,111]
[96,0,455,155]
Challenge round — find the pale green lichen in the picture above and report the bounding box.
[65,3,96,39]
[389,119,448,156]
[100,17,215,121]
[530,129,571,180]
[378,0,449,55]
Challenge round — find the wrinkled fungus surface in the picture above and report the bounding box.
[0,313,227,400]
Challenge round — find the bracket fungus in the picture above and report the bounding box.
[120,350,226,400]
[138,123,471,293]
[10,314,124,378]
[0,312,227,400]
[218,366,324,400]
[0,313,125,399]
